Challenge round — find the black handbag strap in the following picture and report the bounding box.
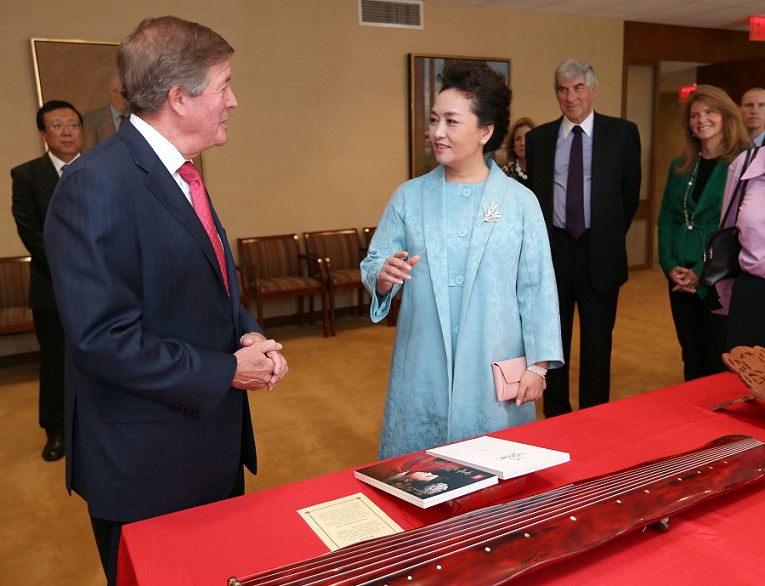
[720,146,760,228]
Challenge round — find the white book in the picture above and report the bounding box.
[427,436,570,480]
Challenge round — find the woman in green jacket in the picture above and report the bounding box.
[658,85,748,381]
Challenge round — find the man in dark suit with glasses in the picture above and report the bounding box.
[11,100,83,461]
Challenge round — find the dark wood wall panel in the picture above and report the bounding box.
[624,21,765,63]
[696,59,765,103]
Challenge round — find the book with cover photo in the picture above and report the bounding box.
[354,452,498,509]
[427,435,570,480]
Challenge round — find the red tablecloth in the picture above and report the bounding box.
[118,373,765,585]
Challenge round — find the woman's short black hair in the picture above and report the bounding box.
[438,60,512,153]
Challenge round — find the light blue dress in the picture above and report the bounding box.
[446,180,483,371]
[362,160,563,460]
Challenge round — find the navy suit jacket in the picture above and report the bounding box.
[11,153,60,309]
[44,121,260,522]
[526,112,641,292]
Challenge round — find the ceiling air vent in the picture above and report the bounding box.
[359,0,423,29]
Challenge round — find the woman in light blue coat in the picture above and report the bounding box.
[362,62,563,460]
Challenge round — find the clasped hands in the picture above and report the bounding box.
[232,332,288,391]
[376,251,421,296]
[669,266,699,294]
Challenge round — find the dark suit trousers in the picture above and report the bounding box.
[668,282,727,381]
[545,229,619,418]
[91,465,245,585]
[32,308,65,435]
[727,270,765,350]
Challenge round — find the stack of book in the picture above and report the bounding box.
[354,436,569,510]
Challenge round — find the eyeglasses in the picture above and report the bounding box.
[47,123,82,132]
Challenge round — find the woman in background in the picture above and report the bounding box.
[361,61,562,460]
[502,117,535,188]
[657,85,748,380]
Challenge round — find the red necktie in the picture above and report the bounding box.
[178,161,230,297]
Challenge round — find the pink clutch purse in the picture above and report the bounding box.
[491,357,528,402]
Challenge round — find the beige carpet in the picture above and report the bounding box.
[0,268,683,584]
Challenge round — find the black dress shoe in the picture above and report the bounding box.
[42,435,65,461]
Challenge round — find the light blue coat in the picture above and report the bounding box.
[362,161,563,459]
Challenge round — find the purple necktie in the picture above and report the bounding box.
[178,161,230,297]
[566,125,585,239]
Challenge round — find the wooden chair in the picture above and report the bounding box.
[0,256,35,335]
[235,265,250,310]
[362,226,376,257]
[303,228,365,335]
[237,235,331,337]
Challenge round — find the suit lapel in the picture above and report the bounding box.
[421,166,453,368]
[591,112,606,213]
[36,154,60,198]
[99,114,114,139]
[119,123,233,303]
[742,148,765,179]
[538,120,561,223]
[693,158,733,216]
[212,209,241,314]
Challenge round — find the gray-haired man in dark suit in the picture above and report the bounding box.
[526,58,641,418]
[44,16,287,584]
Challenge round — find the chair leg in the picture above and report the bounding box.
[308,295,315,325]
[320,288,331,338]
[297,296,304,327]
[357,287,364,317]
[328,284,337,336]
[256,292,266,330]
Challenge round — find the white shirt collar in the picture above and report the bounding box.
[48,151,80,176]
[562,110,595,139]
[129,114,195,204]
[128,114,186,175]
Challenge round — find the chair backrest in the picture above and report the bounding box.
[303,229,362,270]
[238,235,301,279]
[362,226,376,249]
[0,256,31,308]
[361,226,377,256]
[235,265,250,309]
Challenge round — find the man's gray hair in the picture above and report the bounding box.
[117,16,234,115]
[554,59,597,90]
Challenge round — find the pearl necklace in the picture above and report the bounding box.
[682,156,700,231]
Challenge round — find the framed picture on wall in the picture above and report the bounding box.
[408,53,511,178]
[32,38,120,113]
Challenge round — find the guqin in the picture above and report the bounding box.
[228,435,765,586]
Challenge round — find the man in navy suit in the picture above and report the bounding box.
[11,100,83,461]
[526,59,641,418]
[44,16,288,584]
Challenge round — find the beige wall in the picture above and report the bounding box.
[1,0,625,259]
